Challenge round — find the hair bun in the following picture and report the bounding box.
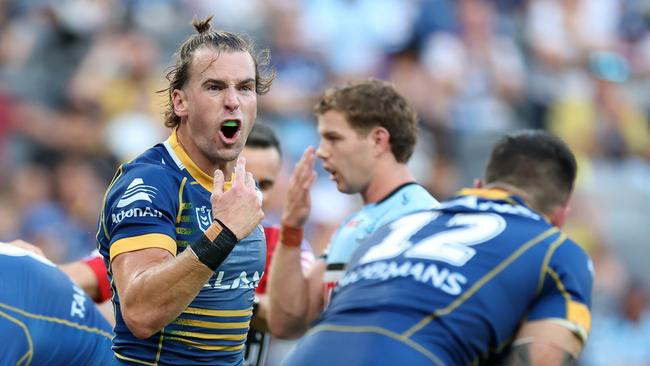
[192,15,214,34]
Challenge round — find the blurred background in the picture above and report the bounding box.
[0,0,649,363]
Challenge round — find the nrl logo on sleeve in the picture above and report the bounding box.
[196,205,213,232]
[117,178,158,208]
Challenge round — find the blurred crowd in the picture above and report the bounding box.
[1,0,649,364]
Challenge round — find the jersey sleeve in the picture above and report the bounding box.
[527,239,594,343]
[102,165,179,263]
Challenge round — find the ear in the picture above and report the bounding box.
[370,127,391,157]
[172,89,188,118]
[549,205,570,228]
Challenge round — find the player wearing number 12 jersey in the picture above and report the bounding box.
[285,130,594,366]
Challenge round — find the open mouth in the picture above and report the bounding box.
[324,166,337,181]
[219,120,241,143]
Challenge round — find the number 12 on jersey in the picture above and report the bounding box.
[359,211,506,267]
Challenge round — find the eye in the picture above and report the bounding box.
[240,84,254,92]
[324,134,340,142]
[258,180,273,191]
[207,84,220,91]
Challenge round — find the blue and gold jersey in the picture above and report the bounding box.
[323,183,438,304]
[0,243,113,366]
[286,189,594,366]
[97,130,266,365]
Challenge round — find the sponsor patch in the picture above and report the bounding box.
[117,178,158,208]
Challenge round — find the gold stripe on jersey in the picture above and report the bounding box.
[114,351,157,366]
[306,324,445,366]
[457,188,518,205]
[535,234,567,295]
[174,319,250,332]
[165,337,245,351]
[176,177,188,224]
[154,328,165,365]
[0,302,112,340]
[567,301,591,334]
[109,233,177,262]
[183,307,252,317]
[97,165,124,243]
[172,318,250,330]
[402,227,559,338]
[165,330,248,341]
[0,309,33,366]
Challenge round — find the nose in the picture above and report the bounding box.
[224,87,240,112]
[316,143,327,160]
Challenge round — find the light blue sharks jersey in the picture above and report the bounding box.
[285,189,594,366]
[97,130,266,365]
[0,243,113,366]
[323,183,438,305]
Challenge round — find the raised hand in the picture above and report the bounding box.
[282,147,317,228]
[211,157,264,240]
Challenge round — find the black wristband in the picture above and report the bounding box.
[213,218,238,241]
[190,230,239,271]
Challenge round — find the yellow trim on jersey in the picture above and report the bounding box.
[154,327,165,366]
[0,309,33,366]
[114,351,157,366]
[165,337,245,351]
[306,324,445,366]
[97,165,125,243]
[172,318,250,330]
[168,129,235,192]
[176,177,188,224]
[109,234,177,262]
[0,302,112,340]
[183,307,252,317]
[536,234,567,295]
[567,301,591,334]
[547,267,592,339]
[457,188,517,204]
[402,227,559,338]
[168,129,213,191]
[165,330,247,341]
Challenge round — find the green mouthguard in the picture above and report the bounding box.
[223,121,238,127]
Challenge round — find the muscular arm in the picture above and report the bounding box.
[268,248,325,338]
[502,320,583,366]
[112,246,213,339]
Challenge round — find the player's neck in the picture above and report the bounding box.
[361,163,414,204]
[483,182,534,207]
[176,127,234,178]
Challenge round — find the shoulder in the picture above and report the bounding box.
[381,183,438,209]
[551,238,594,284]
[552,238,592,270]
[109,160,181,201]
[398,183,439,206]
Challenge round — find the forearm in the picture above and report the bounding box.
[249,294,269,332]
[268,244,312,337]
[503,342,576,366]
[60,262,100,301]
[115,248,213,339]
[504,320,583,366]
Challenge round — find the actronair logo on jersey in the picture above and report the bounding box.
[112,178,163,224]
[117,178,158,208]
